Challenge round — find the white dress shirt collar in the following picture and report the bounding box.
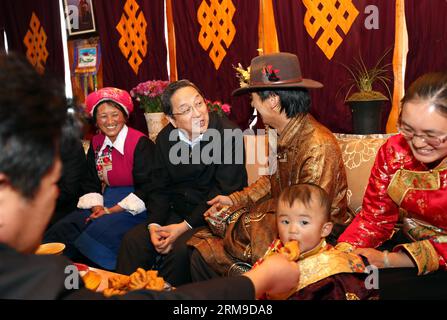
[178,129,203,148]
[100,125,128,155]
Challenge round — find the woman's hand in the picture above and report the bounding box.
[204,195,233,218]
[87,204,124,223]
[91,206,104,215]
[354,248,388,268]
[88,207,109,221]
[354,248,416,268]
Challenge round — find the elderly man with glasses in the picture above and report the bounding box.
[116,80,248,286]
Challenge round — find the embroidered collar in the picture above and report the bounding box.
[100,125,128,155]
[299,238,327,260]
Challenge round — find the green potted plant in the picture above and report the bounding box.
[341,48,392,134]
[130,80,170,141]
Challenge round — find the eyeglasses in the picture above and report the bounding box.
[172,100,206,116]
[398,126,447,147]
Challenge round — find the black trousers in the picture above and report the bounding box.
[379,268,447,299]
[116,214,198,287]
[190,247,221,282]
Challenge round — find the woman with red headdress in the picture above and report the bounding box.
[45,87,155,270]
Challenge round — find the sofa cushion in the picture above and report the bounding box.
[333,133,393,214]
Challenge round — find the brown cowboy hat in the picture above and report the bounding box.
[232,52,323,96]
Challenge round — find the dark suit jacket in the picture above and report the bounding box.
[148,112,248,228]
[51,138,87,226]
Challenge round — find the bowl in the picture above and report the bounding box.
[35,242,66,255]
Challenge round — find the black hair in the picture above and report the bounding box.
[92,100,128,123]
[401,72,447,118]
[161,79,204,116]
[0,53,66,199]
[62,99,85,149]
[256,88,311,118]
[278,183,331,221]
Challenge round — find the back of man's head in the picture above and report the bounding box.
[0,53,66,199]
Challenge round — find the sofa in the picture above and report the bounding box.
[244,133,393,215]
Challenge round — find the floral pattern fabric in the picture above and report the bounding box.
[95,145,113,190]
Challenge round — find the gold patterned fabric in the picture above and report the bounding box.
[296,243,365,292]
[396,240,440,275]
[188,114,349,276]
[231,114,349,225]
[257,239,367,300]
[335,241,355,253]
[388,169,441,206]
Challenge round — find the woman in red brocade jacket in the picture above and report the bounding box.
[338,72,447,298]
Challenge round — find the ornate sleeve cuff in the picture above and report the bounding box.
[395,240,439,275]
[77,193,103,209]
[118,193,146,215]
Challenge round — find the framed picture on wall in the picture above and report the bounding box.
[64,0,96,36]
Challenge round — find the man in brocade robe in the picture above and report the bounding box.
[188,53,350,280]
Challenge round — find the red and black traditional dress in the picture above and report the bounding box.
[45,125,154,270]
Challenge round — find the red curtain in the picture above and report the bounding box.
[94,0,168,134]
[405,0,447,87]
[172,0,259,130]
[273,0,395,133]
[0,9,5,53]
[1,0,64,79]
[0,32,4,53]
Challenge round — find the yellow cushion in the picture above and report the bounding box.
[334,133,393,214]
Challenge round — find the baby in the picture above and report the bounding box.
[277,183,333,257]
[259,183,378,300]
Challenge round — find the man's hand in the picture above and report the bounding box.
[243,254,300,299]
[149,225,170,253]
[155,222,190,254]
[204,195,233,218]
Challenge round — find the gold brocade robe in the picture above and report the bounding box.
[257,239,375,300]
[188,114,349,276]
